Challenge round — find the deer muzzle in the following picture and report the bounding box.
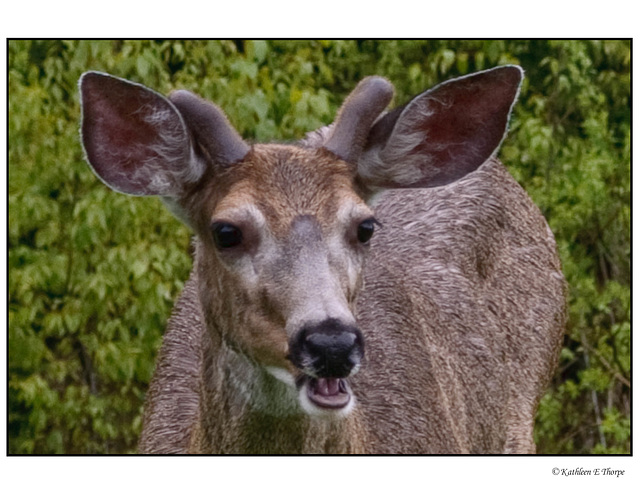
[289,318,364,411]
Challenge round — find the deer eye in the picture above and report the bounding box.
[356,218,378,244]
[211,222,243,249]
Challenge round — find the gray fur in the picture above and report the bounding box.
[169,90,250,166]
[80,67,566,454]
[324,76,394,163]
[138,158,566,454]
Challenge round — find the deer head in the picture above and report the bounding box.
[80,66,522,416]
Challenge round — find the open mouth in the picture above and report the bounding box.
[300,376,352,410]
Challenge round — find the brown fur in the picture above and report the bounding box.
[79,68,566,455]
[138,155,566,454]
[177,145,368,375]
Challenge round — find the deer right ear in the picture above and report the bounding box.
[79,72,249,198]
[358,66,523,192]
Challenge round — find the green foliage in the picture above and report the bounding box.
[8,40,630,454]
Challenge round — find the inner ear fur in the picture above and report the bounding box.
[79,72,249,199]
[357,65,524,191]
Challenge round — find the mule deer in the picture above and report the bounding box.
[79,65,566,454]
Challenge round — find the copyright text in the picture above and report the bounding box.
[552,467,625,477]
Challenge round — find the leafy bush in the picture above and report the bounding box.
[8,40,630,454]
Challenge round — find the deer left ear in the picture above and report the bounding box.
[357,65,523,191]
[79,71,199,197]
[80,72,249,198]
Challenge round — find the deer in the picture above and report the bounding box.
[79,65,566,454]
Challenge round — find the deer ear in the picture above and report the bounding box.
[80,72,200,197]
[324,76,394,164]
[358,66,523,191]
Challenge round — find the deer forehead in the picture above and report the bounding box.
[209,144,372,238]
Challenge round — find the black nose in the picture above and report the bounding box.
[289,318,364,378]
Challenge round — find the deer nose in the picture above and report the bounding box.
[289,319,364,378]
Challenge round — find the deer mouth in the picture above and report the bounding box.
[299,376,352,410]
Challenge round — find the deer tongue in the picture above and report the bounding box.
[307,377,350,409]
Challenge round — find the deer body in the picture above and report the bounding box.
[80,66,566,454]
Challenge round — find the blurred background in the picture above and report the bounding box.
[7,40,630,454]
